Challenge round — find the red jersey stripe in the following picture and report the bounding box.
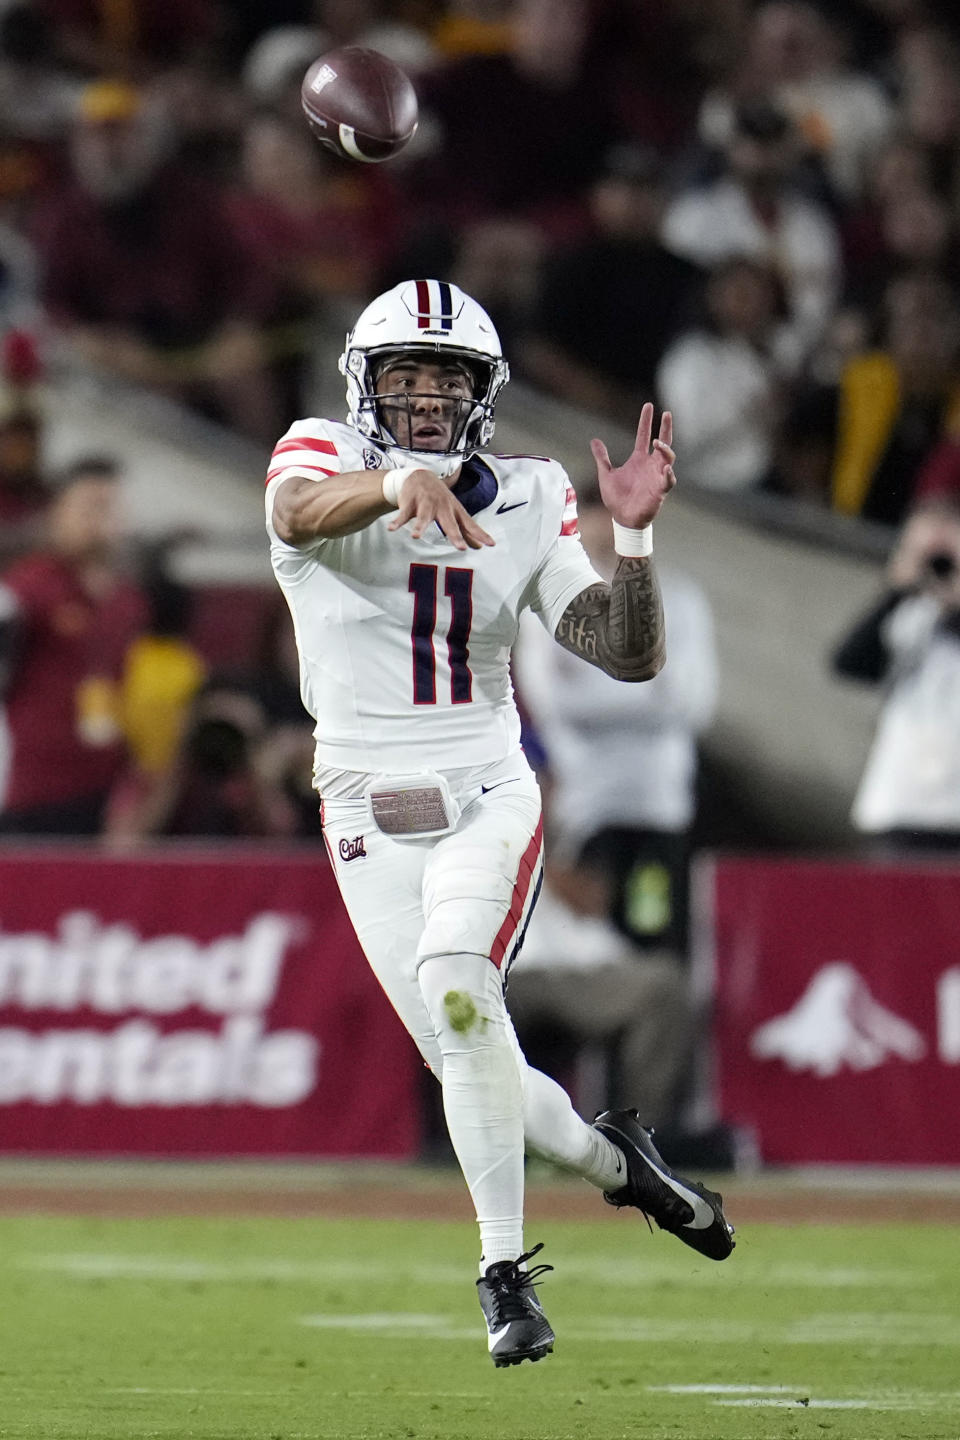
[490,818,544,969]
[271,436,338,458]
[266,461,338,485]
[560,518,579,535]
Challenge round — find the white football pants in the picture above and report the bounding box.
[320,753,623,1263]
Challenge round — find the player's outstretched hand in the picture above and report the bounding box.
[591,403,676,529]
[387,467,495,552]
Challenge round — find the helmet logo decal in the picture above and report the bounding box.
[415,279,453,331]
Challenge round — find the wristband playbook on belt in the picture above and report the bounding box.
[365,771,462,838]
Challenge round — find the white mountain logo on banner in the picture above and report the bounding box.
[749,962,927,1076]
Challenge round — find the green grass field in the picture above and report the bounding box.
[0,1182,957,1440]
[1,1192,960,1440]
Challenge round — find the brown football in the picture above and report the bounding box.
[301,46,418,164]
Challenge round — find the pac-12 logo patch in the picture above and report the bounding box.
[339,835,366,862]
[363,448,381,470]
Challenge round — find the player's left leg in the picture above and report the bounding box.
[415,775,538,1271]
[416,777,626,1242]
[419,773,734,1270]
[417,948,556,1366]
[593,1108,736,1260]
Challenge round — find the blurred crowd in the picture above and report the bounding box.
[0,449,323,843]
[6,0,960,1139]
[2,0,960,501]
[0,0,959,516]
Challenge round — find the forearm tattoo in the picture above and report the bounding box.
[555,556,666,681]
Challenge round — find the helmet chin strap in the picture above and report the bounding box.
[382,443,464,479]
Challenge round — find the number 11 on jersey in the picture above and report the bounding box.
[409,563,474,705]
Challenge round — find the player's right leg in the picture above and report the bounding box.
[319,794,442,1071]
[321,796,556,1366]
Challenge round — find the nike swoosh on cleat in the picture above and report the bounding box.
[496,501,528,513]
[636,1153,718,1229]
[602,1120,717,1229]
[488,1325,512,1350]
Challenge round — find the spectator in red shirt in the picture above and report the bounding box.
[0,456,146,835]
[227,109,404,420]
[33,80,285,442]
[231,109,403,308]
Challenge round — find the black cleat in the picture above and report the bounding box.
[476,1243,556,1367]
[593,1108,736,1261]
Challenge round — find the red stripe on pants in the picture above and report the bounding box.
[489,817,543,969]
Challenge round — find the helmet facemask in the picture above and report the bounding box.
[367,350,492,455]
[339,281,509,476]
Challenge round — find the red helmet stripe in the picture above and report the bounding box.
[415,279,431,329]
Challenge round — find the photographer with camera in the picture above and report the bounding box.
[832,499,960,849]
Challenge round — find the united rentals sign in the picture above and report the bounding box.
[0,850,419,1156]
[0,911,317,1107]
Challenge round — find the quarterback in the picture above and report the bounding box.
[265,279,734,1368]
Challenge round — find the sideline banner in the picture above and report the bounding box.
[0,848,420,1157]
[703,857,960,1164]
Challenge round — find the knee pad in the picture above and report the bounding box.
[417,819,545,968]
[418,841,517,963]
[418,953,510,1053]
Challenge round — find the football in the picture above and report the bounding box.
[300,46,418,164]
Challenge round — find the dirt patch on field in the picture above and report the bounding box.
[1,1175,959,1224]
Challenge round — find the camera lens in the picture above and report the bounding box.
[926,551,956,580]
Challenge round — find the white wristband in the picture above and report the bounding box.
[612,520,653,557]
[381,463,421,509]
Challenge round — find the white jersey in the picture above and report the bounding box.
[265,418,601,776]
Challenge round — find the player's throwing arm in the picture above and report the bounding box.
[273,465,495,552]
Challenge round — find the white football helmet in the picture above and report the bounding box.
[339,279,509,472]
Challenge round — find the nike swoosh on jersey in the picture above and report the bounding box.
[480,779,516,794]
[496,501,528,513]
